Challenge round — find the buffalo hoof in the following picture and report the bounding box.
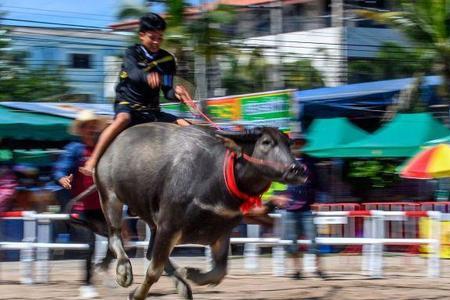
[128,288,148,300]
[172,277,193,300]
[116,258,133,288]
[185,267,224,286]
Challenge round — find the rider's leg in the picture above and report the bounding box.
[80,112,131,175]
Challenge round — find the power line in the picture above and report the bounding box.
[2,5,117,19]
[3,10,115,23]
[0,17,108,30]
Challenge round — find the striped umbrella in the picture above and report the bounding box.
[400,144,450,179]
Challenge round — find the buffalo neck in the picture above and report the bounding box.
[233,158,272,196]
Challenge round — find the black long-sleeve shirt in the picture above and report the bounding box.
[115,44,177,110]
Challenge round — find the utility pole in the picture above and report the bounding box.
[331,0,347,85]
[270,0,284,90]
[195,0,208,108]
[247,1,284,90]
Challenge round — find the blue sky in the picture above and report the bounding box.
[1,0,201,29]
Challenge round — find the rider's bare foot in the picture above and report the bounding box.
[79,161,94,176]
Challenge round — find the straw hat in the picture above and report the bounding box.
[69,110,108,136]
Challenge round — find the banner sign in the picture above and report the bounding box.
[205,90,294,130]
[0,89,293,129]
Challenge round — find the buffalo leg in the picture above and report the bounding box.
[144,227,193,299]
[186,234,230,286]
[165,259,193,300]
[145,227,156,260]
[102,194,133,287]
[129,229,180,300]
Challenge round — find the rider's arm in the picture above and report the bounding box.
[161,73,176,101]
[121,47,149,85]
[160,54,177,101]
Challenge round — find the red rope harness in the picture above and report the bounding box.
[223,150,271,214]
[181,96,221,130]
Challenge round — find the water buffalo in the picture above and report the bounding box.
[94,123,306,300]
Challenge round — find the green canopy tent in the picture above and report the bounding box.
[0,106,73,141]
[0,106,74,165]
[302,118,369,158]
[324,113,449,158]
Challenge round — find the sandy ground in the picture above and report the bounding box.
[0,255,450,299]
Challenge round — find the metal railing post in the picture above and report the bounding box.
[35,218,51,283]
[20,212,36,284]
[427,211,441,278]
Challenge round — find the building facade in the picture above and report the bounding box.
[109,0,408,91]
[8,26,129,103]
[226,0,407,87]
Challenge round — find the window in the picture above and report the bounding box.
[70,53,92,69]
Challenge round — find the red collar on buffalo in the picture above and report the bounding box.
[223,150,271,214]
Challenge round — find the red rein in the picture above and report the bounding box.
[223,150,270,214]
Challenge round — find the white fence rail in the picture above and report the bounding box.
[0,210,444,284]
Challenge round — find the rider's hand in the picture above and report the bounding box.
[147,72,161,88]
[175,85,193,103]
[247,206,269,216]
[270,195,289,208]
[58,174,73,190]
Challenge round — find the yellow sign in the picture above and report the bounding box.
[419,218,450,258]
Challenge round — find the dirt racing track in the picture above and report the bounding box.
[0,256,450,299]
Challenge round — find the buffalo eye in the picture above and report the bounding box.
[261,139,273,146]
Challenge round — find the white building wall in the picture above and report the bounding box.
[240,27,407,87]
[240,27,343,87]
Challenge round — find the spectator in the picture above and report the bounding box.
[271,132,325,280]
[0,164,17,212]
[53,110,110,299]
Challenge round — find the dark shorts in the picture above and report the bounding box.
[114,102,178,127]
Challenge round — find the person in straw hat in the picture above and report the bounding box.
[53,109,110,299]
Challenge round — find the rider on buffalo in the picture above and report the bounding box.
[80,12,192,176]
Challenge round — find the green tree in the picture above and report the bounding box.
[348,42,432,83]
[283,59,325,90]
[347,159,400,201]
[222,49,270,95]
[222,50,324,95]
[116,0,149,20]
[356,0,450,100]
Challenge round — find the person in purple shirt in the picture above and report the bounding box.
[270,132,326,280]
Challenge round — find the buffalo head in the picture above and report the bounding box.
[216,127,307,184]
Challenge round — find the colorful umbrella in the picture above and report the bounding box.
[400,144,450,179]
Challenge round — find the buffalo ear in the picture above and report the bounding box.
[215,135,243,157]
[215,127,264,142]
